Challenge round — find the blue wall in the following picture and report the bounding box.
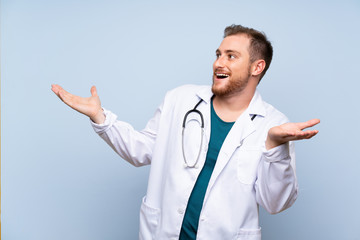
[2,0,360,239]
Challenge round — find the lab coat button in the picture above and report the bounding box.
[177,208,184,214]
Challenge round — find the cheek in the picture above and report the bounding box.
[232,62,248,74]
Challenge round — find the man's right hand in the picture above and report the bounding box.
[51,84,105,124]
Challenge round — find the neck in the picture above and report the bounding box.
[212,81,257,122]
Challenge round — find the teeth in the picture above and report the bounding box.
[216,73,229,77]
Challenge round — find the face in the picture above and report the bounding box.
[212,34,252,97]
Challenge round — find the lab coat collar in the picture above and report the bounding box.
[196,85,213,104]
[246,90,267,118]
[196,86,267,118]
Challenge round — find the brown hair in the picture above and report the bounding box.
[224,24,273,81]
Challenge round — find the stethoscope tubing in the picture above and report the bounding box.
[182,99,205,168]
[181,98,257,168]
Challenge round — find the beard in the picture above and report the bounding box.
[211,68,251,97]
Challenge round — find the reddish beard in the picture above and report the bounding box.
[212,69,251,97]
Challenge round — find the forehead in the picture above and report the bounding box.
[217,34,251,54]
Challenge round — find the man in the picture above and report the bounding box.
[52,24,319,240]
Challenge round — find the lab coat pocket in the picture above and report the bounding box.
[139,196,161,240]
[235,228,261,240]
[236,147,261,185]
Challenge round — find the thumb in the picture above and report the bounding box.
[90,86,98,97]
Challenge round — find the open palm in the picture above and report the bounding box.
[51,84,104,123]
[266,119,320,149]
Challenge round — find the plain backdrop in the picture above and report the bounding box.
[2,0,360,239]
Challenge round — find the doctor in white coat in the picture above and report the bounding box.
[52,25,320,240]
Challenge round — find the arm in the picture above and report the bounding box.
[51,84,160,166]
[256,119,320,214]
[91,106,161,166]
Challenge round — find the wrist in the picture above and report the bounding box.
[90,108,105,124]
[265,135,284,150]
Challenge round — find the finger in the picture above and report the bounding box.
[51,84,62,95]
[305,130,319,139]
[52,84,69,98]
[297,119,320,130]
[294,130,319,140]
[90,86,97,97]
[52,84,68,102]
[58,88,76,106]
[57,88,67,102]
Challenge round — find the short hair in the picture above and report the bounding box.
[224,24,273,81]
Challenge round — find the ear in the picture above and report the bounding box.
[250,59,266,77]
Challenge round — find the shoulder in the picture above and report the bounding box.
[262,101,290,126]
[251,91,289,125]
[253,91,289,126]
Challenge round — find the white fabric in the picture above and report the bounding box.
[91,85,298,240]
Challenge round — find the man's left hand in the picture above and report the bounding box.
[265,119,320,150]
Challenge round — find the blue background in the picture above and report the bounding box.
[2,0,360,239]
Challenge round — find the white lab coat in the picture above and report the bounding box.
[91,85,298,240]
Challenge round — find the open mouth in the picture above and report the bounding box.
[215,73,230,79]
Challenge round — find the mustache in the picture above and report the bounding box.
[214,68,230,74]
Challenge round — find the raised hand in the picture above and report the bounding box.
[51,84,105,124]
[265,119,320,150]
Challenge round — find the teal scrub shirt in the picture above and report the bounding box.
[179,98,234,240]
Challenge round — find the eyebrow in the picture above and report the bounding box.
[215,49,241,55]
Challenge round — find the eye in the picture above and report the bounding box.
[228,54,235,59]
[216,53,220,59]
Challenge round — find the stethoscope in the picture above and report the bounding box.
[182,99,204,168]
[182,98,257,168]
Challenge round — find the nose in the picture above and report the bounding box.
[214,56,225,69]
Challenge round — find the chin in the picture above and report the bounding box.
[212,81,248,97]
[212,79,227,96]
[212,85,229,96]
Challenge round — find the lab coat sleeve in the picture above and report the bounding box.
[255,141,298,214]
[90,104,162,167]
